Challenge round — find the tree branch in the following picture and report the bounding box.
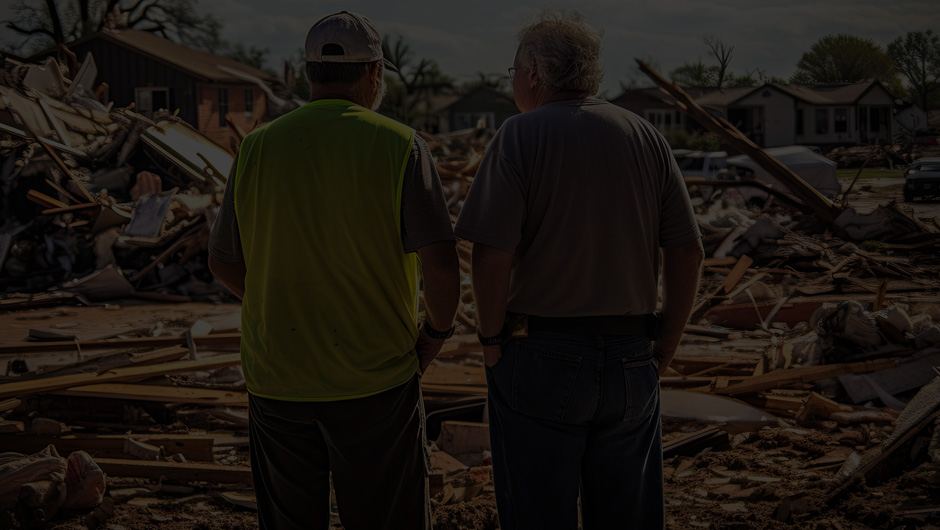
[6,21,55,39]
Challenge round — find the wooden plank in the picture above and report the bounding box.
[44,178,80,204]
[94,457,252,484]
[663,426,729,459]
[722,255,754,294]
[0,353,241,400]
[34,136,97,203]
[53,384,249,405]
[0,398,20,413]
[27,189,68,209]
[0,333,242,355]
[0,434,215,461]
[42,202,98,215]
[712,358,896,396]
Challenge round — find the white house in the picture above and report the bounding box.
[694,81,897,147]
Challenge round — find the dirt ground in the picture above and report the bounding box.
[2,301,939,530]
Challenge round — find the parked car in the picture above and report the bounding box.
[913,129,939,146]
[904,157,940,202]
[672,150,729,180]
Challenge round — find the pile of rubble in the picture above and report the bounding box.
[1,53,236,308]
[3,57,940,529]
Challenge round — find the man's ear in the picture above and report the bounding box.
[371,62,382,83]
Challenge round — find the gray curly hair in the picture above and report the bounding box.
[516,10,604,95]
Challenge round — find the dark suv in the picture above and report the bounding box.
[904,157,940,202]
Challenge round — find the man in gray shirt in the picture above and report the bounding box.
[455,10,704,530]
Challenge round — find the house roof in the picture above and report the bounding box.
[694,81,892,109]
[694,86,759,108]
[35,29,279,84]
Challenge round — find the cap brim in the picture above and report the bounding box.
[383,58,399,74]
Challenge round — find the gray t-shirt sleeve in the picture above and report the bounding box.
[453,128,526,252]
[657,135,702,248]
[400,136,456,253]
[207,163,244,263]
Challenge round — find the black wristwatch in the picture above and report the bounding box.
[476,329,502,346]
[422,321,455,340]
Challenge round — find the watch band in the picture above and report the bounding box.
[422,321,455,340]
[476,329,502,346]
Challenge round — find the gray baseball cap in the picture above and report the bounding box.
[304,11,398,73]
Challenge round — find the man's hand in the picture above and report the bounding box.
[653,347,673,377]
[483,344,502,368]
[416,326,447,373]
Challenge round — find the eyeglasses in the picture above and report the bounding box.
[508,67,516,82]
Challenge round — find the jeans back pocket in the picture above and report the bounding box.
[511,342,583,422]
[622,347,658,425]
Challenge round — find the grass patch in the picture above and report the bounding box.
[837,168,905,179]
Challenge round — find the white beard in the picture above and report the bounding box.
[371,76,387,111]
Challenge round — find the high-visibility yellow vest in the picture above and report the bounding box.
[233,99,419,401]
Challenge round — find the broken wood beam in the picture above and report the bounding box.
[721,255,754,294]
[709,358,896,396]
[636,60,843,226]
[0,333,242,355]
[52,383,249,405]
[663,426,730,459]
[0,434,215,461]
[0,353,241,400]
[93,457,252,484]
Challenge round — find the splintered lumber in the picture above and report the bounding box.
[26,189,68,209]
[0,434,216,461]
[709,358,896,396]
[722,255,755,294]
[663,426,730,458]
[703,300,824,329]
[0,353,241,400]
[34,136,97,203]
[636,60,843,225]
[94,458,252,484]
[53,384,249,405]
[0,333,242,355]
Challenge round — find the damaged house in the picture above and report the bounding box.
[28,29,289,148]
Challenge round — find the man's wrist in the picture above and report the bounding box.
[422,321,455,340]
[477,329,502,346]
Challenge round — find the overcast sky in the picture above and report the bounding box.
[2,0,938,94]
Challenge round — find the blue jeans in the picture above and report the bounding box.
[485,331,663,530]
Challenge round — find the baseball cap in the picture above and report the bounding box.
[304,11,399,73]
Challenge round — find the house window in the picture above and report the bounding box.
[218,88,229,127]
[134,87,169,118]
[796,109,804,135]
[815,109,828,135]
[870,107,881,133]
[244,89,254,118]
[644,109,681,133]
[834,108,847,133]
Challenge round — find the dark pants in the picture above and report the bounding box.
[248,375,430,530]
[485,331,664,530]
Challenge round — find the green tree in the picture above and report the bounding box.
[794,34,903,94]
[669,59,714,87]
[5,0,224,55]
[887,29,940,111]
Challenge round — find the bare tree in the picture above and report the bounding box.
[5,0,224,54]
[703,35,733,89]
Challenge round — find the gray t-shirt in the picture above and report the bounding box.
[209,135,455,263]
[455,98,701,317]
